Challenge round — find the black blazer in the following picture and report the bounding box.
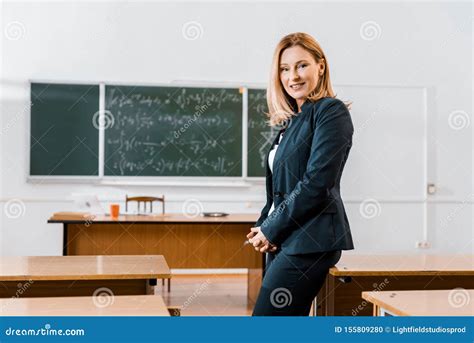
[256,97,354,255]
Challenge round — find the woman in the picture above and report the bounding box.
[247,32,354,316]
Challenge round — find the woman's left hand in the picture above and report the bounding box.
[247,227,277,253]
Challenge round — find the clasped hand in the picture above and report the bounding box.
[247,226,278,253]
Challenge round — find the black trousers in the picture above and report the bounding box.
[252,249,342,316]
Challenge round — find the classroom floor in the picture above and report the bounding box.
[158,274,253,316]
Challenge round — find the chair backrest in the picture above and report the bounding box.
[125,195,165,214]
[167,306,181,316]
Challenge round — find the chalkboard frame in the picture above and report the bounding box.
[245,86,276,181]
[27,80,269,186]
[27,80,102,183]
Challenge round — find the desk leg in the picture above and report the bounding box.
[248,253,267,305]
[325,275,336,315]
[247,253,266,306]
[247,268,262,306]
[62,223,68,256]
[310,299,316,316]
[373,304,379,316]
[147,279,157,295]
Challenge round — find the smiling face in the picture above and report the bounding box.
[279,45,324,112]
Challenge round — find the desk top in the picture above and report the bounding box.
[0,295,170,316]
[330,254,474,276]
[362,290,474,316]
[48,213,258,224]
[0,255,170,281]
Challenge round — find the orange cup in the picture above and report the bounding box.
[110,204,120,218]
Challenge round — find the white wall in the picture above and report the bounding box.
[1,1,472,256]
[0,4,3,256]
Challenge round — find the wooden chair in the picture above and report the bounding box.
[125,194,170,291]
[167,306,181,316]
[125,195,165,214]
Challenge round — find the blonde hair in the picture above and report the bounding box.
[267,32,336,126]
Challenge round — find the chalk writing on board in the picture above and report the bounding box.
[247,89,276,176]
[105,86,242,176]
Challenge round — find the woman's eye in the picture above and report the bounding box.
[298,64,307,69]
[280,68,289,72]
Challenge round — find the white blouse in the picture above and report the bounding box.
[267,132,284,215]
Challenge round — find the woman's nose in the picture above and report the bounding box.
[290,69,300,81]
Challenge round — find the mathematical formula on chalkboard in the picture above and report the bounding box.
[30,82,272,178]
[105,86,244,177]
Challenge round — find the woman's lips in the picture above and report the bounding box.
[290,82,305,90]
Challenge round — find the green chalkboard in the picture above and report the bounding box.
[104,86,243,177]
[247,89,278,177]
[30,83,99,176]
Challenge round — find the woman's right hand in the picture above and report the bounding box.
[260,242,278,253]
[247,227,278,253]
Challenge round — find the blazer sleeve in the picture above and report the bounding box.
[255,157,274,227]
[255,198,272,227]
[260,99,353,246]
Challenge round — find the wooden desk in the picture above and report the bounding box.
[0,255,170,298]
[48,213,262,303]
[362,290,474,316]
[0,295,170,316]
[317,254,474,316]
